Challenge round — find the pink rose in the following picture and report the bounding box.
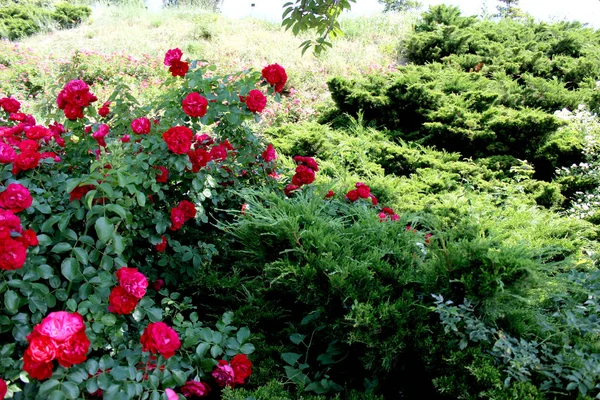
[0,143,16,164]
[212,360,235,387]
[116,267,148,299]
[165,388,179,400]
[34,312,85,343]
[181,380,211,397]
[164,48,183,66]
[131,117,151,134]
[0,183,33,213]
[262,143,277,162]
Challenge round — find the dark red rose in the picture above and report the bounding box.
[284,184,300,197]
[108,286,139,315]
[169,60,189,77]
[18,140,39,153]
[155,166,169,183]
[291,165,315,186]
[325,190,335,199]
[98,101,111,117]
[24,125,51,141]
[355,182,370,198]
[212,360,235,387]
[345,189,359,202]
[163,126,193,154]
[155,236,167,253]
[244,90,267,113]
[178,200,196,220]
[13,151,41,174]
[182,92,208,118]
[0,378,7,399]
[209,144,227,162]
[231,354,252,384]
[293,156,319,171]
[170,207,186,231]
[261,63,288,93]
[188,149,211,172]
[152,279,165,291]
[69,185,95,202]
[181,380,211,397]
[20,229,38,247]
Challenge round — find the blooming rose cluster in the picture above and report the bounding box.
[131,117,152,135]
[212,354,253,387]
[108,267,148,315]
[170,200,196,230]
[163,126,193,154]
[164,48,189,77]
[378,207,399,222]
[56,80,98,120]
[285,156,319,196]
[23,312,90,380]
[262,63,288,93]
[0,97,20,114]
[187,135,235,173]
[98,101,111,118]
[0,183,37,271]
[261,143,277,163]
[140,322,181,359]
[345,182,378,205]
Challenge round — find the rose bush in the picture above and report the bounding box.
[0,49,284,399]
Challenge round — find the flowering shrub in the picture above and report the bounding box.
[0,48,283,399]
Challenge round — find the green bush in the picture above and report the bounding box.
[52,2,91,29]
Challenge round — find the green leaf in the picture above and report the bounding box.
[172,370,187,386]
[210,345,223,358]
[95,217,114,243]
[290,333,306,345]
[51,242,72,253]
[106,204,127,219]
[109,366,129,381]
[4,290,19,313]
[145,307,162,322]
[37,234,52,247]
[61,258,80,282]
[196,342,210,357]
[282,352,301,366]
[222,311,233,325]
[101,314,117,326]
[237,327,251,344]
[47,391,66,400]
[72,247,88,265]
[240,343,255,354]
[113,234,125,255]
[61,381,80,399]
[136,191,146,207]
[39,379,61,395]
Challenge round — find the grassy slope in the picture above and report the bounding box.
[7,3,414,113]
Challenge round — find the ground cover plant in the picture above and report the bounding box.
[0,1,600,399]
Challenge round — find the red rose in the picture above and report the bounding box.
[194,133,214,147]
[21,229,39,247]
[18,140,39,153]
[152,279,165,291]
[355,182,370,198]
[231,354,252,384]
[261,63,288,93]
[0,238,27,271]
[140,322,181,359]
[325,190,335,199]
[244,90,267,113]
[98,101,111,117]
[212,360,235,387]
[26,332,57,363]
[0,183,33,213]
[24,125,51,141]
[382,207,395,215]
[0,143,16,164]
[108,286,139,315]
[116,267,148,299]
[188,149,212,172]
[0,209,21,239]
[63,104,84,120]
[369,194,378,205]
[345,189,359,202]
[170,207,186,231]
[13,151,41,174]
[0,378,6,399]
[22,349,53,380]
[163,126,193,154]
[181,380,211,397]
[155,166,169,183]
[169,60,189,77]
[56,330,90,368]
[131,117,151,134]
[164,48,183,66]
[293,156,319,171]
[291,165,315,186]
[209,144,227,162]
[182,92,208,118]
[262,143,277,162]
[0,97,21,113]
[178,200,196,219]
[69,185,95,202]
[155,236,167,252]
[284,184,300,197]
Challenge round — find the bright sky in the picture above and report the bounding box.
[219,0,600,28]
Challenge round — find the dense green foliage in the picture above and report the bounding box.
[325,5,600,181]
[0,2,90,40]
